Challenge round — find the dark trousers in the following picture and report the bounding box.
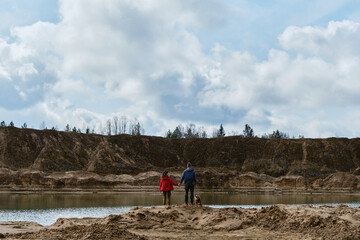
[185,184,194,205]
[162,191,171,205]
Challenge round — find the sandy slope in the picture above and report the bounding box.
[1,204,360,239]
[2,127,360,192]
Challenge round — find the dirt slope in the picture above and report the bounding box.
[0,127,360,191]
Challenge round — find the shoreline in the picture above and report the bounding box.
[1,187,360,195]
[1,168,360,195]
[1,204,360,239]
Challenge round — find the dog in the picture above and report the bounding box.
[194,195,202,206]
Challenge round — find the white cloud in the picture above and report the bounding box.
[55,0,206,92]
[0,0,214,128]
[194,20,360,137]
[17,63,38,80]
[279,21,360,58]
[1,1,360,138]
[0,64,11,81]
[200,20,360,110]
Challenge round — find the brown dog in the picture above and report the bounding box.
[194,195,202,206]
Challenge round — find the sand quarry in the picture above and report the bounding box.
[1,204,360,239]
[1,128,360,239]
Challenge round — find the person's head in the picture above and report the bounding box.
[187,162,192,168]
[162,170,168,177]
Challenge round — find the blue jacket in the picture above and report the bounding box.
[180,168,197,185]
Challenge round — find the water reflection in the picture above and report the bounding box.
[201,193,360,206]
[1,192,360,210]
[1,192,360,226]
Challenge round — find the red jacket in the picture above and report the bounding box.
[159,176,178,192]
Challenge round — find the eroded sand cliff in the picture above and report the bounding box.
[1,127,360,192]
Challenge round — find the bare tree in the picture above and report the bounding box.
[129,121,144,135]
[212,129,218,138]
[113,116,119,135]
[228,130,239,136]
[106,119,112,135]
[99,122,105,135]
[120,116,128,134]
[39,121,46,130]
[197,126,207,138]
[184,123,198,138]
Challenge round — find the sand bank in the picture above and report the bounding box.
[1,204,360,239]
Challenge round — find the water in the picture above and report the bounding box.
[1,192,359,226]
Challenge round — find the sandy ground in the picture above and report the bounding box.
[1,204,360,240]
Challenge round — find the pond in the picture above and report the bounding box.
[1,192,360,226]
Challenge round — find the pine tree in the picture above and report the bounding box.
[217,124,225,137]
[270,130,288,139]
[184,124,197,138]
[172,126,183,138]
[243,124,254,138]
[166,130,172,138]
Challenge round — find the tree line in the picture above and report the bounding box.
[0,116,145,136]
[165,123,304,139]
[0,119,304,139]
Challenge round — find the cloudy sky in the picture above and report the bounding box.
[1,0,360,138]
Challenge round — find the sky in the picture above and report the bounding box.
[1,0,360,138]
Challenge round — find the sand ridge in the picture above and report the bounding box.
[1,204,360,239]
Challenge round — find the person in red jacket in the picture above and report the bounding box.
[159,170,179,205]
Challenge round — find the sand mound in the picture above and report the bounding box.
[3,204,360,239]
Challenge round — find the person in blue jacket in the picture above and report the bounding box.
[180,162,197,205]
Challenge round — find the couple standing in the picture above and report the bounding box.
[159,162,197,205]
